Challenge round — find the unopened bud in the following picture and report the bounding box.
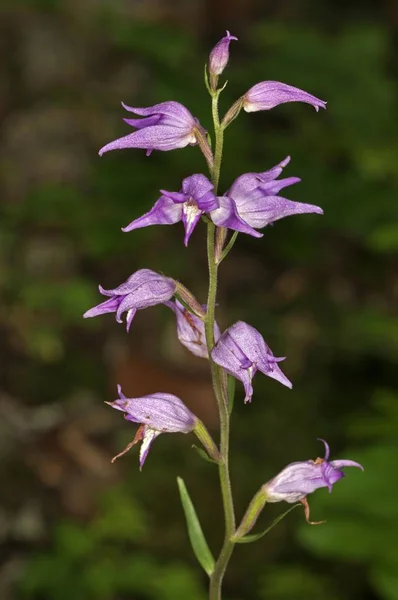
[208,31,237,90]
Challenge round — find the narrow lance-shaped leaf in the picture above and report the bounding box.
[177,477,215,576]
[235,504,301,544]
[191,444,218,465]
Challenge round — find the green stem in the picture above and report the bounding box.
[211,92,224,192]
[205,91,236,600]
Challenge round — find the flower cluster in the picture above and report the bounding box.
[120,157,323,246]
[85,30,362,527]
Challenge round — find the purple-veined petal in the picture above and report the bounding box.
[264,461,325,503]
[257,357,293,389]
[161,190,187,204]
[225,321,292,389]
[84,270,176,330]
[83,296,122,319]
[181,174,218,212]
[227,157,293,198]
[211,326,257,403]
[256,156,292,182]
[243,81,327,113]
[212,321,292,402]
[231,195,323,229]
[99,124,198,155]
[122,196,183,233]
[107,389,196,432]
[210,196,263,238]
[113,279,175,324]
[99,269,175,298]
[331,459,364,471]
[121,100,197,127]
[258,177,301,195]
[321,462,344,492]
[123,115,163,129]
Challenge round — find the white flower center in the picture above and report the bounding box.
[183,199,201,225]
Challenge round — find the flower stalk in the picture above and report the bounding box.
[205,88,236,600]
[232,489,268,541]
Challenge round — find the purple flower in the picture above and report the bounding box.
[99,101,204,156]
[263,439,364,522]
[122,174,263,245]
[211,321,292,403]
[83,269,176,331]
[209,195,264,238]
[106,385,196,469]
[242,81,326,113]
[165,299,221,358]
[223,156,323,230]
[208,30,237,77]
[122,174,219,246]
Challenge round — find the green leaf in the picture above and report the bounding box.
[236,504,301,544]
[191,445,218,465]
[176,477,215,576]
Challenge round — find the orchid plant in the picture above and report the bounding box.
[84,31,363,600]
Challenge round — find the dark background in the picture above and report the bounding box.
[1,0,397,598]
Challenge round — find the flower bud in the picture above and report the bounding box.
[208,31,237,90]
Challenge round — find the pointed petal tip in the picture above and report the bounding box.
[316,438,330,460]
[98,141,110,156]
[226,30,238,40]
[280,155,291,167]
[332,459,364,471]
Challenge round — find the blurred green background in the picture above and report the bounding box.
[1,0,397,599]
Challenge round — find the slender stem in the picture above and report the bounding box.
[211,92,224,192]
[205,90,236,600]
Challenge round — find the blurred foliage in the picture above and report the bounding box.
[1,2,397,600]
[20,486,206,600]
